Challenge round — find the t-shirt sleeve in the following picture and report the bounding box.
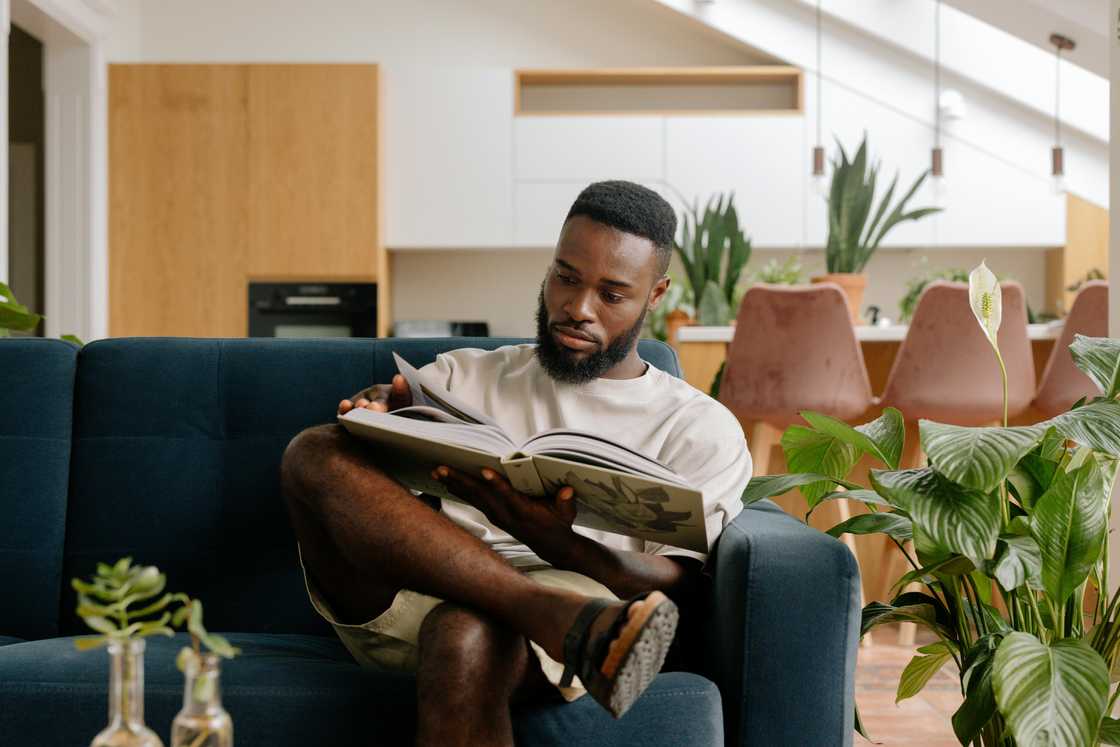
[643,400,753,563]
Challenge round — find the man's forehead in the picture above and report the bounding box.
[555,217,657,282]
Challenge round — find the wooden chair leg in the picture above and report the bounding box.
[749,421,780,476]
[834,496,873,647]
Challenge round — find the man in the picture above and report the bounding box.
[281,180,752,746]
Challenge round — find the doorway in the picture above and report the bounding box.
[7,23,44,336]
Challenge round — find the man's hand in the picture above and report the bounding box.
[338,374,412,416]
[432,466,578,560]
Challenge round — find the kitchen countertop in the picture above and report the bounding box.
[676,321,1065,344]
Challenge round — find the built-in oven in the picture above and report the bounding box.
[248,282,377,338]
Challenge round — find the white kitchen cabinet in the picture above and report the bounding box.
[385,66,514,247]
[514,116,664,182]
[664,115,805,248]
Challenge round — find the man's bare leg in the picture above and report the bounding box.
[414,603,555,747]
[280,424,623,664]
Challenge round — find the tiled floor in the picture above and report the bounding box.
[855,634,963,746]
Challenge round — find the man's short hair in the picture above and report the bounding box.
[565,181,676,277]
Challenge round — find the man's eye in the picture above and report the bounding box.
[558,274,578,286]
[602,291,624,304]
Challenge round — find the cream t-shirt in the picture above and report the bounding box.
[417,344,752,566]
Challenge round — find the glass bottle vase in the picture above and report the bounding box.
[90,638,165,747]
[170,652,233,747]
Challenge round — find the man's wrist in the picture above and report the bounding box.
[531,527,589,570]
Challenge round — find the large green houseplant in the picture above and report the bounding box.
[818,135,941,323]
[673,193,752,326]
[743,264,1120,746]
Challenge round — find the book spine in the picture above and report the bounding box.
[500,455,547,497]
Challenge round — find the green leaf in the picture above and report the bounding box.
[862,592,953,639]
[1069,334,1120,399]
[781,425,860,506]
[799,407,904,469]
[811,489,895,515]
[60,334,83,346]
[827,511,912,542]
[696,279,730,326]
[992,632,1108,747]
[897,645,953,703]
[1046,399,1120,456]
[989,534,1043,592]
[740,473,860,506]
[1100,716,1120,745]
[871,468,1001,567]
[73,636,109,651]
[83,616,119,635]
[1031,460,1108,605]
[920,420,1045,493]
[953,636,1000,746]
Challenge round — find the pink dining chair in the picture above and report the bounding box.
[718,283,875,634]
[718,282,875,476]
[878,280,1034,643]
[880,280,1035,434]
[1033,280,1109,418]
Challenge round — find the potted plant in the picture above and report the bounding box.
[673,193,752,326]
[743,263,1120,745]
[1,280,82,343]
[751,255,806,286]
[816,135,941,323]
[72,558,179,747]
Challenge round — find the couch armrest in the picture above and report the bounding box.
[705,500,860,747]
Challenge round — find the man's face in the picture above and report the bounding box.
[535,215,669,383]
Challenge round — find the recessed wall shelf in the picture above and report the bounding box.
[514,66,803,116]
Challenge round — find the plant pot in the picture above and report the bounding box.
[812,273,867,324]
[664,309,694,348]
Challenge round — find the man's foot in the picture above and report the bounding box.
[559,591,679,718]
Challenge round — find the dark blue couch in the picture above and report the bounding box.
[0,337,859,746]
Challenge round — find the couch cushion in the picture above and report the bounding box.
[0,636,23,646]
[60,338,681,636]
[0,633,721,746]
[0,338,77,639]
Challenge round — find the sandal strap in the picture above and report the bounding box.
[559,592,655,689]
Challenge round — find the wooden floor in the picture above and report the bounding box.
[855,635,962,747]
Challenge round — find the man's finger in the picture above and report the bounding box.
[388,374,412,408]
[479,468,520,499]
[338,399,354,415]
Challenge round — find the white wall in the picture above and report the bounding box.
[100,0,1091,337]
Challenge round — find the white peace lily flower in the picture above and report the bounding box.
[968,260,1002,350]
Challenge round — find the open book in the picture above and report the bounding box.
[336,353,708,553]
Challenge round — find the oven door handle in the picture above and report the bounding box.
[284,296,342,306]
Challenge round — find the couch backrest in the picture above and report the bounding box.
[0,338,78,640]
[56,337,679,637]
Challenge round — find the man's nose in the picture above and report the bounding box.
[563,289,596,324]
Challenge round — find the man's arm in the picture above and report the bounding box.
[433,466,702,603]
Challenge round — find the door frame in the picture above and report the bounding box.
[3,0,112,340]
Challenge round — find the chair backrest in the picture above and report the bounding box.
[55,336,679,638]
[0,338,78,640]
[1033,280,1109,417]
[880,281,1035,425]
[718,283,873,427]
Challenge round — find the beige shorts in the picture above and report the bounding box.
[298,545,618,702]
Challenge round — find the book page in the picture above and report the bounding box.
[393,353,499,428]
[530,454,708,553]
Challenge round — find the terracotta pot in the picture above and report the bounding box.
[811,273,867,324]
[664,309,694,348]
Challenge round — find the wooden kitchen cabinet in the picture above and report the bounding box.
[109,64,385,337]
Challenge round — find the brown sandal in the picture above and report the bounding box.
[559,591,680,718]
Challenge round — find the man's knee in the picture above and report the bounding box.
[280,424,351,503]
[418,603,527,678]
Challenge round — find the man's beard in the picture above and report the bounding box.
[534,286,647,384]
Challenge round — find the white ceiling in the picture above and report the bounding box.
[940,0,1106,77]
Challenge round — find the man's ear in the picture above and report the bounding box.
[647,275,670,310]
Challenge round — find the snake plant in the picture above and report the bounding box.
[826,135,941,274]
[674,193,752,326]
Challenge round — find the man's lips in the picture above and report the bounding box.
[551,325,598,351]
